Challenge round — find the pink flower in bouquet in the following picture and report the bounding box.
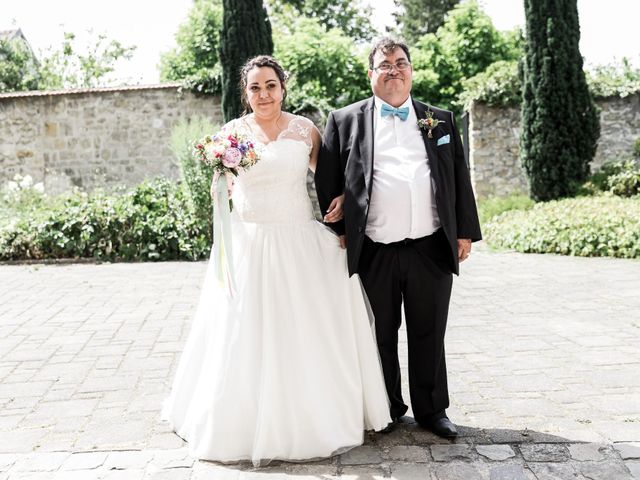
[222,147,242,167]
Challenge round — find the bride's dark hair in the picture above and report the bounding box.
[240,55,289,115]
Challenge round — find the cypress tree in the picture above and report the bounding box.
[219,0,274,121]
[520,0,599,201]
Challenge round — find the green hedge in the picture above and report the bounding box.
[0,178,211,262]
[477,194,534,226]
[484,195,640,258]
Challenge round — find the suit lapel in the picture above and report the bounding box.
[358,97,375,197]
[413,99,440,189]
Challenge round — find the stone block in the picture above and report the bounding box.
[388,462,435,480]
[383,446,430,462]
[434,462,483,480]
[568,443,606,461]
[489,464,531,480]
[616,443,640,460]
[339,446,383,465]
[61,451,108,470]
[430,444,474,462]
[575,460,635,480]
[476,444,516,461]
[519,444,569,462]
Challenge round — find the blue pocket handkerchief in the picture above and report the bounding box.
[437,134,450,146]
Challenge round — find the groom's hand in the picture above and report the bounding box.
[339,235,347,249]
[458,238,471,262]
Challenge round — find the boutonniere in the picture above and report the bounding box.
[417,110,445,138]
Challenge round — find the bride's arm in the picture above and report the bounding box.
[308,125,321,173]
[309,122,344,223]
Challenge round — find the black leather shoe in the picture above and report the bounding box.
[376,415,416,434]
[376,416,402,434]
[419,416,458,438]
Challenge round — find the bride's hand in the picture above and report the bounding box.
[324,194,344,223]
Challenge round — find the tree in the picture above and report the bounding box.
[411,0,523,113]
[392,0,459,43]
[273,17,370,117]
[1,30,135,92]
[159,0,224,93]
[38,31,135,90]
[520,0,600,201]
[270,0,375,42]
[0,36,39,92]
[219,0,273,121]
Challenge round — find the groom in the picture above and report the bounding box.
[315,37,481,438]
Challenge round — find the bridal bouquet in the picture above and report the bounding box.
[194,131,259,175]
[193,129,260,298]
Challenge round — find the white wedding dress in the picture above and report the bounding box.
[162,115,391,465]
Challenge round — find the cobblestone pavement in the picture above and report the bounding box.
[1,247,639,479]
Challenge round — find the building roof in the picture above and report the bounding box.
[0,29,27,42]
[0,82,184,99]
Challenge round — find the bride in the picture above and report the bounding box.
[162,55,391,466]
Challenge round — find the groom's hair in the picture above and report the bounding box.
[368,37,411,69]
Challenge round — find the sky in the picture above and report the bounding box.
[1,0,639,86]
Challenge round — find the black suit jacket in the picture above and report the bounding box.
[315,96,482,276]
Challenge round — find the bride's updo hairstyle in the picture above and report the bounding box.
[240,55,289,114]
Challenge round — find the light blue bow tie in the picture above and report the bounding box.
[380,103,409,121]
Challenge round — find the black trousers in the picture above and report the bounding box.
[358,228,453,422]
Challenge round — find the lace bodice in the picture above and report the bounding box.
[223,115,317,224]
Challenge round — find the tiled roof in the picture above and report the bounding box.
[0,29,24,40]
[0,82,184,99]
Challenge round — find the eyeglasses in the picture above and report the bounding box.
[372,61,411,73]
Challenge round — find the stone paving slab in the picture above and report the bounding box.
[1,248,639,478]
[0,440,638,478]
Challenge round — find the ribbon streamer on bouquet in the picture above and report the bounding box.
[212,171,236,297]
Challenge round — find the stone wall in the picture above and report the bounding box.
[468,92,640,197]
[0,84,222,194]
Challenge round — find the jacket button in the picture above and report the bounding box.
[358,226,364,233]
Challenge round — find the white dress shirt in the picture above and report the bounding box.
[365,96,440,244]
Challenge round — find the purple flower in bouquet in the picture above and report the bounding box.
[222,147,242,168]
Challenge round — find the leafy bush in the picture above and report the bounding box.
[159,0,224,94]
[476,194,534,225]
[634,138,640,158]
[608,168,640,197]
[485,195,640,258]
[461,57,640,109]
[585,58,640,99]
[458,60,520,111]
[170,117,217,241]
[0,37,40,92]
[412,0,523,113]
[274,17,370,117]
[580,159,640,197]
[1,174,47,228]
[0,178,211,262]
